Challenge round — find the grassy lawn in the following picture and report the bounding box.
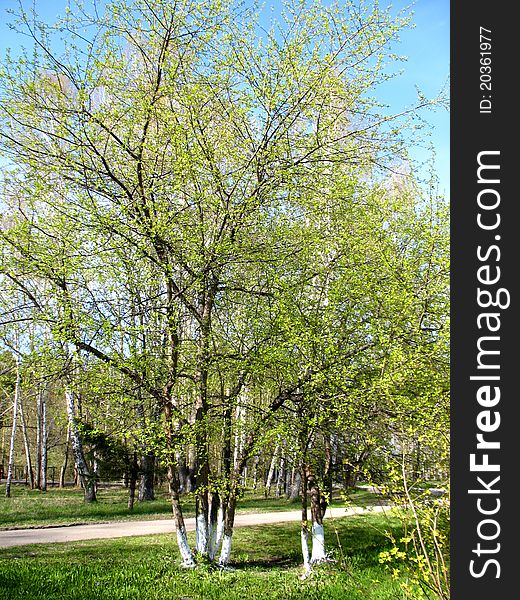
[0,484,387,529]
[0,513,418,599]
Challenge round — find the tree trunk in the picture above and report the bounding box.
[59,427,70,488]
[128,451,139,510]
[5,357,21,498]
[284,460,292,498]
[218,493,237,566]
[251,454,260,490]
[275,451,285,498]
[18,393,34,489]
[300,466,311,575]
[135,395,156,501]
[290,470,302,500]
[65,389,96,502]
[324,434,333,503]
[264,443,279,497]
[177,452,190,493]
[35,389,42,489]
[138,452,155,500]
[165,402,195,567]
[41,388,47,492]
[306,465,327,563]
[168,461,195,567]
[207,491,220,560]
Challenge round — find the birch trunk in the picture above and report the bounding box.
[290,471,302,500]
[59,427,70,488]
[251,454,260,490]
[264,443,279,497]
[35,390,42,489]
[18,393,34,489]
[65,389,96,502]
[41,388,47,491]
[275,451,286,498]
[5,357,21,498]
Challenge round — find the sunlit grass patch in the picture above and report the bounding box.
[0,513,422,599]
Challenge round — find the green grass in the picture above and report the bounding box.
[0,485,181,529]
[0,513,419,599]
[0,484,385,529]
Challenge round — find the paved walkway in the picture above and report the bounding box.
[0,505,391,549]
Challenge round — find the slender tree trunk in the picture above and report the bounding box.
[251,454,260,490]
[276,450,286,498]
[5,357,21,498]
[18,393,34,489]
[168,462,195,567]
[41,388,47,491]
[300,466,311,575]
[65,389,96,502]
[265,443,279,497]
[284,460,292,498]
[35,390,42,489]
[324,434,333,503]
[214,400,233,562]
[164,402,195,567]
[193,400,210,556]
[59,428,70,488]
[193,304,213,557]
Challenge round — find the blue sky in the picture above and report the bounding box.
[0,0,449,195]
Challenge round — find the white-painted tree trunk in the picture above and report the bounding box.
[167,460,195,568]
[310,522,327,563]
[176,525,196,568]
[210,505,225,560]
[196,512,209,555]
[209,499,224,561]
[301,527,311,576]
[219,533,233,566]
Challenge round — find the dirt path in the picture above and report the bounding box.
[0,505,391,549]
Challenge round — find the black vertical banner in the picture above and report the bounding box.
[451,2,515,598]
